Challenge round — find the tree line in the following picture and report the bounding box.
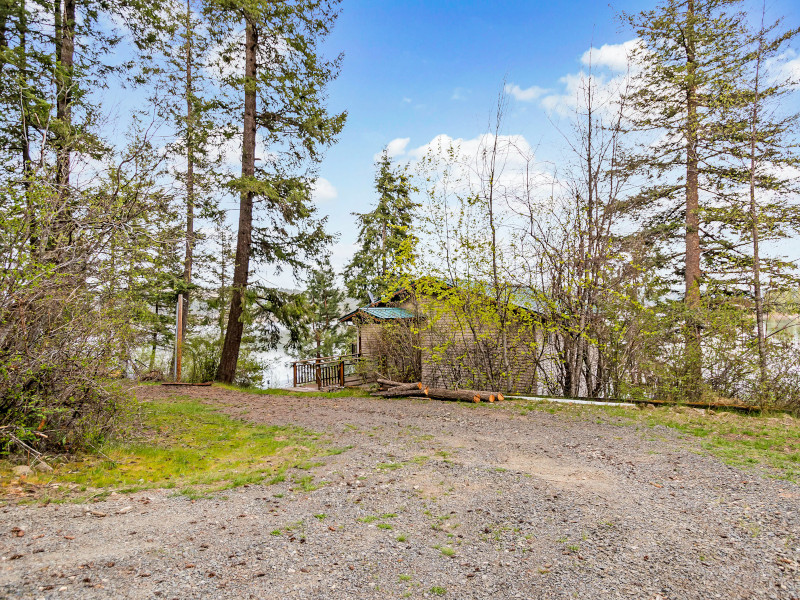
[346,0,800,407]
[1,0,799,452]
[0,0,345,450]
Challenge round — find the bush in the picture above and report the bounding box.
[0,182,137,453]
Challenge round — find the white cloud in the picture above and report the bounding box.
[451,87,469,101]
[311,177,337,203]
[778,50,800,85]
[504,83,548,102]
[580,39,640,72]
[218,134,275,169]
[536,38,642,116]
[402,97,412,103]
[374,137,412,161]
[403,133,552,206]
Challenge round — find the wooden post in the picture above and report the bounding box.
[174,293,184,381]
[316,363,322,390]
[339,359,344,387]
[293,362,297,388]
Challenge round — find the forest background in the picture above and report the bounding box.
[2,0,800,453]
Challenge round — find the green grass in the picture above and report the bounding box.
[375,462,403,471]
[430,586,447,595]
[357,515,380,523]
[398,574,412,582]
[0,395,323,501]
[434,544,456,557]
[216,383,372,399]
[357,512,397,525]
[292,474,326,492]
[512,400,800,481]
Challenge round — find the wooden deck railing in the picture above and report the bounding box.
[291,354,366,389]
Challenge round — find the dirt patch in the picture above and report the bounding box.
[498,451,617,495]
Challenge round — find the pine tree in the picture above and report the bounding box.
[146,0,226,350]
[344,150,417,303]
[208,0,346,383]
[622,0,753,400]
[296,259,350,359]
[712,6,800,399]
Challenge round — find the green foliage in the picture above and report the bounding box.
[620,0,800,402]
[0,394,321,499]
[0,173,156,453]
[345,150,418,303]
[292,258,353,358]
[205,0,345,277]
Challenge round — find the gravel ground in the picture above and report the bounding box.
[1,386,798,600]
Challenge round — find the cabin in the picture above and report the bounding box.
[339,279,587,394]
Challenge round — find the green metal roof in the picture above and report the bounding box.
[359,307,414,319]
[340,306,415,322]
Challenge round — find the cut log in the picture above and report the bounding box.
[423,388,502,403]
[378,381,422,393]
[373,387,428,398]
[377,378,406,388]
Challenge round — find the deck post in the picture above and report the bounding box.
[339,360,344,386]
[293,362,297,387]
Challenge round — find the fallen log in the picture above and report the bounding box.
[373,386,429,398]
[383,381,422,392]
[424,388,504,403]
[377,378,405,388]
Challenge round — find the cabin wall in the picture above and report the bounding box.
[415,298,546,394]
[358,322,421,382]
[353,293,599,396]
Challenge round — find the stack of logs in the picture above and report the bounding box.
[373,378,504,403]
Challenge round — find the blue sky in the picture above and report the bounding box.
[308,0,800,279]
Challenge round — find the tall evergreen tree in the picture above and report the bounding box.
[344,150,417,303]
[622,0,752,400]
[146,0,226,348]
[295,259,350,358]
[208,0,346,383]
[713,7,800,398]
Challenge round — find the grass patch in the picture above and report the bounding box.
[512,400,800,481]
[0,395,322,501]
[376,462,403,471]
[358,515,380,523]
[292,474,326,492]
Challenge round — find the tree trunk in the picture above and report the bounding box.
[749,20,767,397]
[683,0,703,401]
[217,20,257,383]
[182,0,194,345]
[0,1,8,79]
[149,301,159,371]
[55,0,75,203]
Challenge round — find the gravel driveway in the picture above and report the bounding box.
[1,386,798,599]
